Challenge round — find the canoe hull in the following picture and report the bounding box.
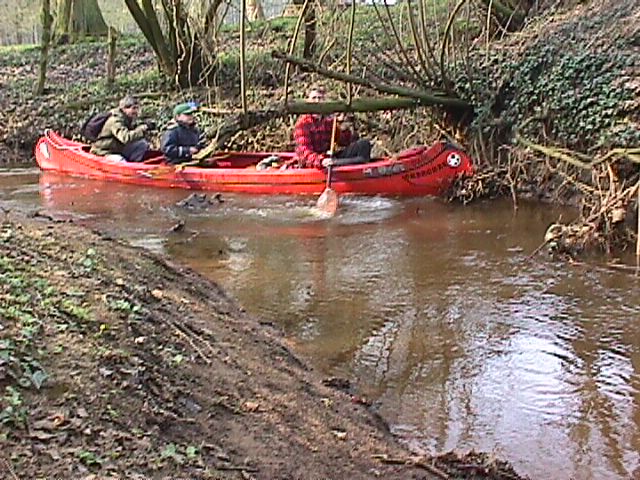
[35,130,473,196]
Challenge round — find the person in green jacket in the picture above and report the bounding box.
[90,95,150,162]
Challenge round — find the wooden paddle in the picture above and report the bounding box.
[316,116,339,215]
[144,158,199,177]
[144,151,230,177]
[192,138,217,161]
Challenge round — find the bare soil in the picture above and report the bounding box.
[0,211,527,480]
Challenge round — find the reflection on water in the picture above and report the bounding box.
[3,169,640,480]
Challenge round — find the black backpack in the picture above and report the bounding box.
[81,112,111,141]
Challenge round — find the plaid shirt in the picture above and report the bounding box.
[294,114,353,169]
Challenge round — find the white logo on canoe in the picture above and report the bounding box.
[39,142,51,159]
[446,152,461,168]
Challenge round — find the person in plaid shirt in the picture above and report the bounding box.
[293,84,372,169]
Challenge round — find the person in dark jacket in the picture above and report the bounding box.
[161,102,204,164]
[90,95,150,162]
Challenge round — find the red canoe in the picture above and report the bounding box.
[35,130,473,196]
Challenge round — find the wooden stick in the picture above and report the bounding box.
[198,107,236,115]
[346,0,356,106]
[410,458,451,479]
[145,159,199,176]
[2,459,19,480]
[167,319,211,365]
[637,181,640,271]
[516,134,592,169]
[240,0,247,116]
[372,454,450,479]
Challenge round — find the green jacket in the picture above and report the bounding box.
[90,108,147,156]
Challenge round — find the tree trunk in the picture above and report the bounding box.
[72,0,108,36]
[303,5,316,59]
[247,0,265,21]
[55,0,72,41]
[204,0,225,37]
[54,0,108,43]
[124,0,210,88]
[292,0,316,58]
[35,0,53,95]
[106,26,117,88]
[240,0,248,114]
[124,0,176,77]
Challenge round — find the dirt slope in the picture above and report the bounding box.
[0,212,526,480]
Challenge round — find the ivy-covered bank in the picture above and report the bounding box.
[452,0,639,255]
[466,0,638,151]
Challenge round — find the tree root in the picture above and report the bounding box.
[450,133,640,259]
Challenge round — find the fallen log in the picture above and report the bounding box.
[202,97,432,150]
[272,50,471,110]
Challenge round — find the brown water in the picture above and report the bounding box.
[3,168,640,480]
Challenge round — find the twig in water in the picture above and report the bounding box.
[636,181,640,273]
[525,240,549,262]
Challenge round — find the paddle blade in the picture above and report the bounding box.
[316,187,339,216]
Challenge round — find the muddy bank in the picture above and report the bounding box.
[0,211,527,480]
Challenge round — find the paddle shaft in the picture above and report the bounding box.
[325,164,333,189]
[329,115,338,159]
[325,115,339,188]
[315,115,340,215]
[146,152,231,177]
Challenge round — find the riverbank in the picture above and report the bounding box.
[0,211,526,480]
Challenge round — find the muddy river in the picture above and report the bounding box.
[2,168,639,480]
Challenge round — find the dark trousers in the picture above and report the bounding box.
[122,139,150,162]
[336,139,372,165]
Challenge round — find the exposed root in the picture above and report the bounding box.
[544,178,639,257]
[450,131,640,258]
[447,166,512,204]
